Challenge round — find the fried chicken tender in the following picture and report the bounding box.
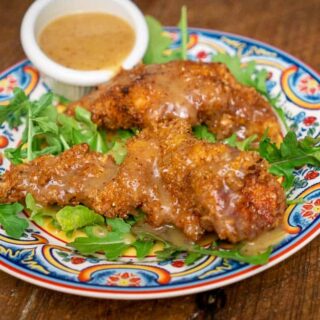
[0,120,286,242]
[68,61,282,141]
[0,144,119,209]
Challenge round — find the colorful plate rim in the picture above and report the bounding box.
[0,27,319,299]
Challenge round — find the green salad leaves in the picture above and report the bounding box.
[223,134,258,151]
[69,215,271,265]
[0,7,319,267]
[0,203,28,238]
[0,194,271,264]
[178,6,188,60]
[143,16,174,64]
[4,91,108,163]
[3,89,132,165]
[0,88,29,128]
[56,206,105,232]
[193,125,258,152]
[2,195,108,238]
[259,132,320,189]
[69,218,157,261]
[193,125,216,143]
[107,128,136,164]
[212,53,268,94]
[155,242,272,265]
[193,126,320,190]
[69,218,133,260]
[143,6,188,64]
[25,193,56,226]
[212,53,288,130]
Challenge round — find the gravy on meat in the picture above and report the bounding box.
[240,226,287,256]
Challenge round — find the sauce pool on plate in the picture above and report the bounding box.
[38,12,136,71]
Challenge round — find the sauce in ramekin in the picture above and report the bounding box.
[38,13,135,70]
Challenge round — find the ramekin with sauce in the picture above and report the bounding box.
[21,0,148,100]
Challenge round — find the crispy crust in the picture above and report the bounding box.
[68,61,282,141]
[0,120,286,242]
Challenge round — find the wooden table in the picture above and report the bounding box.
[0,0,319,319]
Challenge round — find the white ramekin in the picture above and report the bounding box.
[20,0,148,100]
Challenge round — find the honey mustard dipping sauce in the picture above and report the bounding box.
[38,13,136,70]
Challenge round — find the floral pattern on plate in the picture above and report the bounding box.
[0,28,319,299]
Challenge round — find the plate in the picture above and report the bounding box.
[0,27,319,299]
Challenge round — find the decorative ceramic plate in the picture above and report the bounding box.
[0,28,319,299]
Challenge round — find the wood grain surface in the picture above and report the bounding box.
[0,0,319,319]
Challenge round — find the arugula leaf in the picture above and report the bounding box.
[132,240,154,259]
[178,6,188,60]
[143,7,189,64]
[156,247,181,260]
[115,128,136,140]
[69,218,134,260]
[6,91,61,162]
[104,243,130,260]
[212,53,267,93]
[25,193,57,226]
[143,16,174,64]
[0,88,29,128]
[212,53,288,130]
[108,141,127,164]
[184,251,202,265]
[187,245,272,265]
[60,106,108,153]
[193,124,258,151]
[56,205,104,232]
[69,217,154,260]
[74,107,96,131]
[223,133,258,151]
[91,130,109,154]
[156,244,271,265]
[5,144,26,165]
[193,125,216,143]
[107,218,131,234]
[26,101,34,161]
[55,94,70,105]
[259,131,320,189]
[33,117,59,135]
[33,92,56,117]
[78,231,131,260]
[84,225,109,237]
[69,232,125,254]
[287,198,306,205]
[134,226,271,265]
[105,128,137,164]
[69,212,272,264]
[3,90,108,163]
[0,202,28,238]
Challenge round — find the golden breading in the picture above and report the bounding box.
[0,144,118,208]
[0,120,286,242]
[68,61,282,141]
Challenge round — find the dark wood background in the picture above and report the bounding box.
[0,0,319,319]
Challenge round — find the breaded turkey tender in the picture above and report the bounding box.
[68,61,282,141]
[0,120,286,242]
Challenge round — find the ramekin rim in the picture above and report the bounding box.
[20,0,149,86]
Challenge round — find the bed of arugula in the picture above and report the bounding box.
[0,7,319,266]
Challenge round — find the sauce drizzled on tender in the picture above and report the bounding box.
[240,226,287,256]
[38,13,135,70]
[19,152,119,205]
[132,223,194,248]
